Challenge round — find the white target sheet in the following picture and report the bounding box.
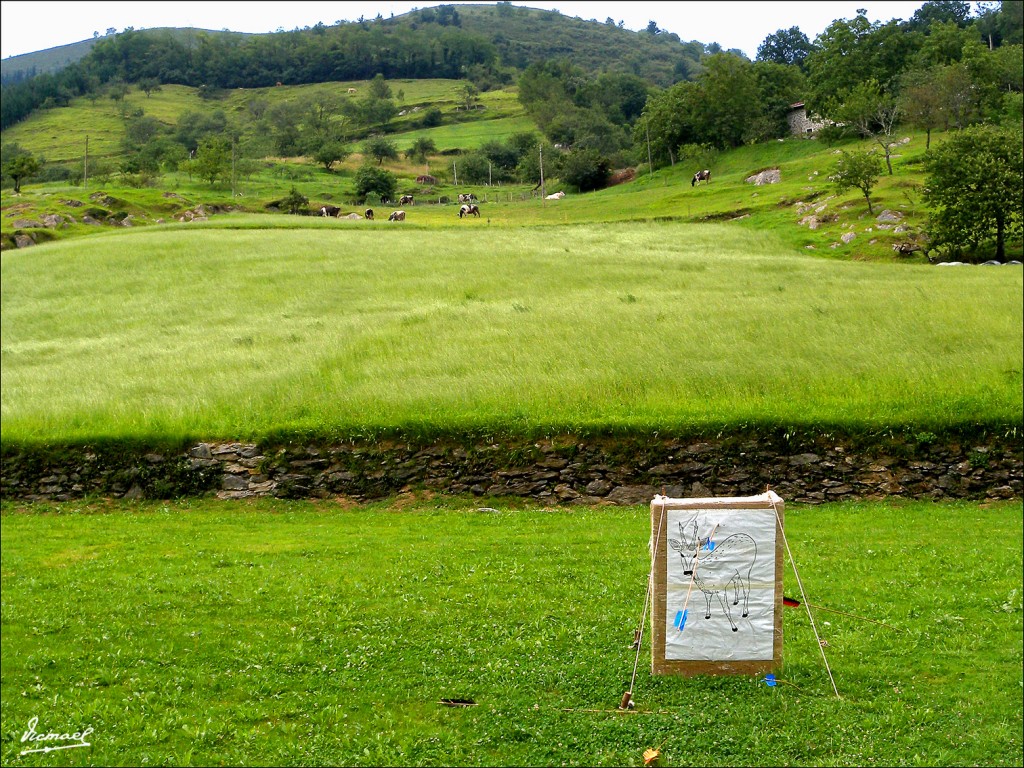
[663,507,777,661]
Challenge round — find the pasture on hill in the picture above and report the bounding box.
[1,497,1021,766]
[0,80,525,163]
[4,76,1020,264]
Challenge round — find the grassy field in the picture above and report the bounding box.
[1,497,1020,766]
[2,217,1020,444]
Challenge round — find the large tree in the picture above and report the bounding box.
[756,27,813,69]
[899,68,947,149]
[805,11,922,121]
[923,124,1023,260]
[687,53,759,149]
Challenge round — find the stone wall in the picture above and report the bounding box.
[2,431,1020,505]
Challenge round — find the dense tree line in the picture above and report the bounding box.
[634,0,1021,170]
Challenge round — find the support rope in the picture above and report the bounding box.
[769,492,841,699]
[628,497,667,699]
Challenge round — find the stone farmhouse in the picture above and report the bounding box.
[786,102,829,137]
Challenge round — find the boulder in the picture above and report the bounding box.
[745,168,781,185]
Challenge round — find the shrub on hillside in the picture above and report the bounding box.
[281,186,309,215]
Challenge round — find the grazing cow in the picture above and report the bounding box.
[458,204,480,218]
[388,210,406,222]
[458,193,477,204]
[399,194,414,206]
[365,208,374,220]
[669,516,757,633]
[691,169,711,187]
[321,205,342,217]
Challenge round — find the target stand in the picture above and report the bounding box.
[650,492,784,676]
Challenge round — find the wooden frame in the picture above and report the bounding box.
[650,492,784,676]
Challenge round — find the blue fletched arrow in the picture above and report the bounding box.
[673,609,689,631]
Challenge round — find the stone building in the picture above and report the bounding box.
[786,102,828,137]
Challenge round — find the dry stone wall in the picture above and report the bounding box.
[2,431,1020,505]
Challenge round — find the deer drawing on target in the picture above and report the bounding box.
[669,516,757,632]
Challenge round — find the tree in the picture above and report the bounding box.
[106,79,129,105]
[368,74,392,100]
[137,77,162,97]
[750,61,807,141]
[689,53,759,149]
[837,79,903,173]
[313,140,350,172]
[805,11,921,121]
[829,149,883,215]
[756,27,813,68]
[900,68,946,149]
[460,81,480,111]
[193,137,230,186]
[2,150,40,193]
[362,136,398,166]
[632,81,701,168]
[923,125,1023,260]
[354,164,397,203]
[405,137,437,165]
[907,0,972,31]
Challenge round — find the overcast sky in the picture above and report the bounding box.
[1,1,928,61]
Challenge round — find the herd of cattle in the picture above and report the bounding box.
[317,191,482,222]
[314,171,712,222]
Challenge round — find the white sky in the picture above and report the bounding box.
[1,1,928,61]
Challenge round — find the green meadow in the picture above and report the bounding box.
[2,217,1021,444]
[1,497,1021,766]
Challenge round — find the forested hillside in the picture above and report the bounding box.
[0,3,704,131]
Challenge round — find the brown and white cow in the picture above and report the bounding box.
[388,210,406,222]
[399,195,414,206]
[691,169,711,187]
[458,204,480,218]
